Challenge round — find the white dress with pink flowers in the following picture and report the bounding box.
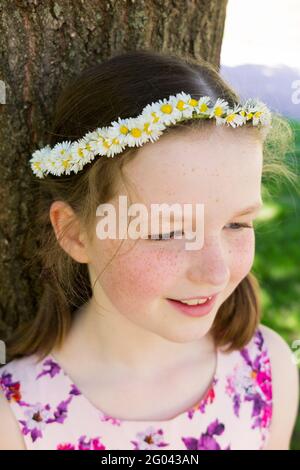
[0,327,272,450]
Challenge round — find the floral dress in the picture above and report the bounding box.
[0,327,272,450]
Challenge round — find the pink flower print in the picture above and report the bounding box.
[226,362,260,417]
[46,385,81,425]
[131,426,169,450]
[256,369,272,401]
[246,392,270,430]
[78,435,106,450]
[254,329,264,351]
[226,363,253,394]
[0,372,23,403]
[187,382,217,419]
[259,402,272,429]
[182,419,229,450]
[20,403,51,442]
[57,443,76,450]
[236,334,272,434]
[254,351,272,402]
[46,396,73,424]
[100,412,122,426]
[91,438,106,450]
[36,358,61,379]
[70,383,81,396]
[235,366,256,395]
[225,373,235,396]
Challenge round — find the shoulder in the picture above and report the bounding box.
[258,323,299,450]
[0,355,43,450]
[0,363,26,449]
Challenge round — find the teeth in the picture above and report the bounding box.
[179,297,212,306]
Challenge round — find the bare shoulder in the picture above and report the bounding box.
[0,386,26,450]
[259,323,300,450]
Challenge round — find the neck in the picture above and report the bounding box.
[53,296,216,379]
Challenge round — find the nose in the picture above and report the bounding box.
[186,237,230,287]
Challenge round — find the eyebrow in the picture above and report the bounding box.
[159,202,263,220]
[231,202,263,217]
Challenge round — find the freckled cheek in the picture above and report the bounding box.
[229,231,255,281]
[99,245,183,306]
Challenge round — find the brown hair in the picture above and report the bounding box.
[7,49,298,361]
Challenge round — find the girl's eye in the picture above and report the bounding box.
[226,223,253,231]
[147,230,184,241]
[148,223,253,241]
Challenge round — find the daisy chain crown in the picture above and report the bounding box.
[30,92,272,179]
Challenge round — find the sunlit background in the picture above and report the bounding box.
[221,0,300,449]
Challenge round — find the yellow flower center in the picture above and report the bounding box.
[144,122,151,134]
[214,106,223,117]
[189,98,198,107]
[160,103,173,114]
[131,128,142,138]
[199,103,208,112]
[226,114,235,122]
[62,159,71,169]
[120,125,129,135]
[176,100,185,111]
[151,112,160,123]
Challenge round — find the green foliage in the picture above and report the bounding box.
[253,118,300,449]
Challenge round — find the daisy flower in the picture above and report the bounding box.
[84,127,110,156]
[29,146,51,178]
[45,141,73,176]
[195,96,212,116]
[139,105,168,142]
[87,125,125,159]
[209,98,230,125]
[225,103,246,128]
[138,112,166,143]
[69,137,95,174]
[251,103,272,126]
[120,116,155,148]
[106,119,135,154]
[242,98,270,125]
[168,92,196,120]
[151,97,182,126]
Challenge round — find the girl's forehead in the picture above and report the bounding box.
[124,126,263,180]
[122,139,263,205]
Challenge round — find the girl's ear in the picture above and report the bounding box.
[49,200,90,264]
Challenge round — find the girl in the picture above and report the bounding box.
[0,50,299,450]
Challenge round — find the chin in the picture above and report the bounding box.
[159,320,215,344]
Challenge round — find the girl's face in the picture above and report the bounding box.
[86,125,264,343]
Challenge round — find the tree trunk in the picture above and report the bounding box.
[0,0,228,340]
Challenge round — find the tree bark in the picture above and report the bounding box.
[0,0,228,339]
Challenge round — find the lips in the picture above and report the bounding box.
[172,296,212,304]
[172,293,220,301]
[166,294,218,318]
